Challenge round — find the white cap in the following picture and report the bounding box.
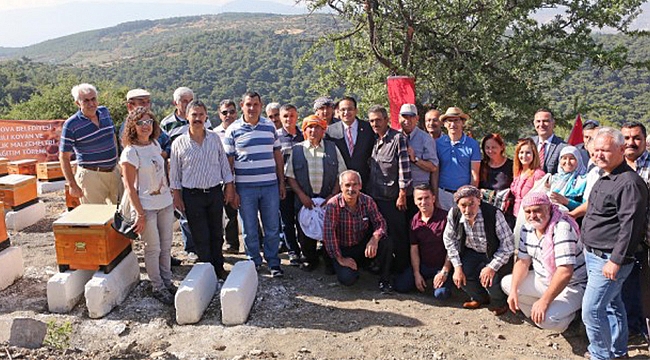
[126,88,150,100]
[399,103,418,116]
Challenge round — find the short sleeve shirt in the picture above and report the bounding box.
[436,133,481,190]
[60,107,117,168]
[405,127,438,186]
[119,142,173,210]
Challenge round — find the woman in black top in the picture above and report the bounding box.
[479,133,514,222]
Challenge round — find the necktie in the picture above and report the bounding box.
[538,142,546,169]
[346,126,355,156]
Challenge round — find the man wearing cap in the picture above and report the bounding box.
[215,99,241,254]
[501,192,586,331]
[367,105,412,273]
[286,115,347,271]
[424,109,443,140]
[581,127,648,360]
[266,102,282,130]
[277,104,304,265]
[324,170,394,293]
[531,108,566,175]
[620,121,650,345]
[325,96,375,190]
[314,96,338,125]
[436,107,481,211]
[60,83,121,204]
[399,103,439,221]
[442,185,514,315]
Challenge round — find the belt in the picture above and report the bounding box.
[183,185,222,194]
[80,165,115,173]
[585,246,635,265]
[441,188,456,193]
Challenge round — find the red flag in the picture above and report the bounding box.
[567,114,583,146]
[386,76,416,129]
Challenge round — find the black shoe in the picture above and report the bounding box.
[300,261,318,272]
[288,253,301,266]
[270,266,284,278]
[379,280,393,294]
[223,244,239,254]
[171,257,182,267]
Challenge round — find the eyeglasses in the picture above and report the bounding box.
[135,119,154,126]
[221,109,236,116]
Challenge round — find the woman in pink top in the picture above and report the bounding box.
[510,138,545,214]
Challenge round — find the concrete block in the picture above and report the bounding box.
[37,180,65,194]
[47,269,95,313]
[84,251,139,319]
[5,201,46,231]
[220,260,258,326]
[175,262,217,325]
[0,246,24,290]
[9,318,47,349]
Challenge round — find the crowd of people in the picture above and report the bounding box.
[59,83,649,360]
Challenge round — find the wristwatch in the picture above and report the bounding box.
[412,156,419,163]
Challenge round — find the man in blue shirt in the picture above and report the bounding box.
[60,83,121,204]
[435,107,481,211]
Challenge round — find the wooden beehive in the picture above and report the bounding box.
[8,159,37,175]
[0,201,9,252]
[37,161,64,181]
[0,158,8,176]
[0,174,38,209]
[64,184,81,210]
[53,204,132,273]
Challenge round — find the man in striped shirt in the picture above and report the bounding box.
[224,91,287,278]
[60,83,121,204]
[502,192,586,332]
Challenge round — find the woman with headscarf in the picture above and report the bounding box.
[546,146,588,211]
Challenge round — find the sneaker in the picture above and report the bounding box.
[270,267,284,278]
[152,288,174,305]
[379,280,393,294]
[165,283,178,295]
[288,253,301,267]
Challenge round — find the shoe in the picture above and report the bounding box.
[216,268,230,280]
[152,288,174,305]
[279,243,289,254]
[171,256,182,267]
[165,283,178,295]
[379,280,393,294]
[270,267,284,278]
[488,304,508,316]
[300,261,318,272]
[584,351,629,359]
[288,253,301,267]
[462,300,483,309]
[186,252,198,262]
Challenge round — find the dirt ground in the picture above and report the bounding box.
[1,191,649,360]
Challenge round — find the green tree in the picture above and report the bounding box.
[302,0,648,140]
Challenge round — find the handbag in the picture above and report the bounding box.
[112,191,139,240]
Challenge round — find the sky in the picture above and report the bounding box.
[0,0,304,47]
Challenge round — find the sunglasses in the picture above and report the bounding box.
[135,119,154,126]
[221,109,237,116]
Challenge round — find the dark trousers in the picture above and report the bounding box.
[223,202,239,249]
[182,186,225,272]
[622,248,650,336]
[406,195,419,226]
[375,198,410,273]
[279,190,300,256]
[297,223,319,264]
[394,264,452,299]
[332,236,393,286]
[460,248,506,306]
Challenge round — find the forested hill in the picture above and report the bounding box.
[1,12,650,132]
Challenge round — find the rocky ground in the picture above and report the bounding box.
[1,191,649,360]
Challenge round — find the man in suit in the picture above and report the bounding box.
[531,108,566,175]
[325,96,374,190]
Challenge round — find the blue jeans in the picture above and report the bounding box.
[180,216,195,253]
[582,250,634,360]
[394,264,452,299]
[238,184,281,268]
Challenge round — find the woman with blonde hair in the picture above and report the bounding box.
[510,138,545,215]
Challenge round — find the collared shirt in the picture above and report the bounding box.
[436,133,481,191]
[582,161,648,264]
[342,119,358,150]
[404,127,438,187]
[277,126,304,165]
[634,150,650,185]
[519,221,587,286]
[60,106,117,168]
[223,117,281,187]
[443,208,514,271]
[285,140,347,195]
[536,134,556,158]
[214,123,227,142]
[373,129,412,189]
[323,193,387,259]
[169,130,234,190]
[410,208,448,269]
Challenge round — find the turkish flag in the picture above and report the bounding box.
[386,76,416,129]
[567,114,583,146]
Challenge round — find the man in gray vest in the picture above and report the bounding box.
[367,105,412,273]
[286,115,347,271]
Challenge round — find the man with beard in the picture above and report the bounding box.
[323,170,393,293]
[620,121,650,346]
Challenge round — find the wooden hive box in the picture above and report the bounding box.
[53,204,132,273]
[37,161,64,181]
[8,159,37,175]
[64,184,81,210]
[0,201,9,252]
[0,174,38,209]
[0,158,8,176]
